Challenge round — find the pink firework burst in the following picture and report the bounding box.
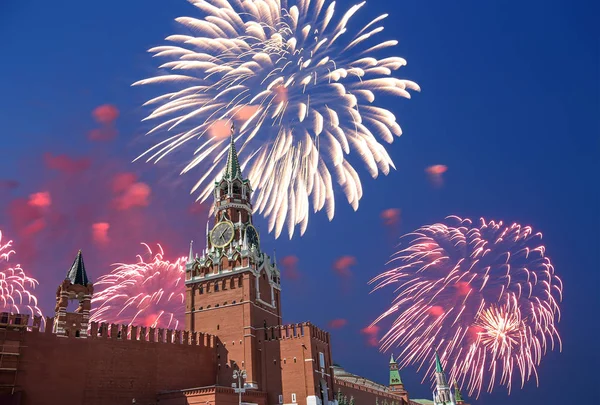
[369,216,563,398]
[90,243,186,329]
[0,230,42,317]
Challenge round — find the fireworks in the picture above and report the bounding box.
[369,216,563,397]
[0,230,42,317]
[90,243,186,329]
[133,0,419,239]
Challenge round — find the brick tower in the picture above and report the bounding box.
[185,127,282,390]
[389,354,408,402]
[53,250,94,338]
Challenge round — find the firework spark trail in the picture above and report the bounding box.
[133,0,420,239]
[369,216,563,398]
[90,243,186,330]
[0,230,43,318]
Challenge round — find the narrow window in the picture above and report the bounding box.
[319,352,325,369]
[292,393,297,403]
[279,395,283,404]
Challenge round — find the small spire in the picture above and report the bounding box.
[389,353,395,364]
[243,228,248,250]
[435,350,444,373]
[454,381,464,402]
[188,240,194,263]
[66,250,90,286]
[272,249,277,265]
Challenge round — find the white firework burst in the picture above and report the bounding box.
[134,0,420,239]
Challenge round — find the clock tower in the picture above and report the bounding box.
[185,127,282,390]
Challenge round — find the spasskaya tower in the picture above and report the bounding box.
[185,126,282,390]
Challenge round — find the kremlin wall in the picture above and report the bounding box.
[0,135,468,405]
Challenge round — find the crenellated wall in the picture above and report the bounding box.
[334,379,407,405]
[0,312,218,405]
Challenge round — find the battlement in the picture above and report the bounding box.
[0,312,36,329]
[335,378,401,400]
[0,311,218,348]
[262,321,330,343]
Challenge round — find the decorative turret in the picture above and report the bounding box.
[54,250,94,338]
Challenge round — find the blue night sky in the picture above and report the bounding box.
[0,1,598,404]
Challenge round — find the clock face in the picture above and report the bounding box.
[246,225,260,249]
[210,221,235,248]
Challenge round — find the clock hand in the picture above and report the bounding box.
[219,228,227,239]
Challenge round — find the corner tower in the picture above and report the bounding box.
[53,250,94,338]
[388,354,408,402]
[185,127,281,390]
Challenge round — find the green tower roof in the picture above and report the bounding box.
[454,381,464,402]
[389,354,402,386]
[435,350,444,373]
[221,125,243,181]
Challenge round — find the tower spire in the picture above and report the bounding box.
[66,250,90,286]
[435,350,444,373]
[222,122,243,181]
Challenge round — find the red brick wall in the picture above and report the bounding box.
[157,385,268,405]
[335,380,406,405]
[1,319,217,405]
